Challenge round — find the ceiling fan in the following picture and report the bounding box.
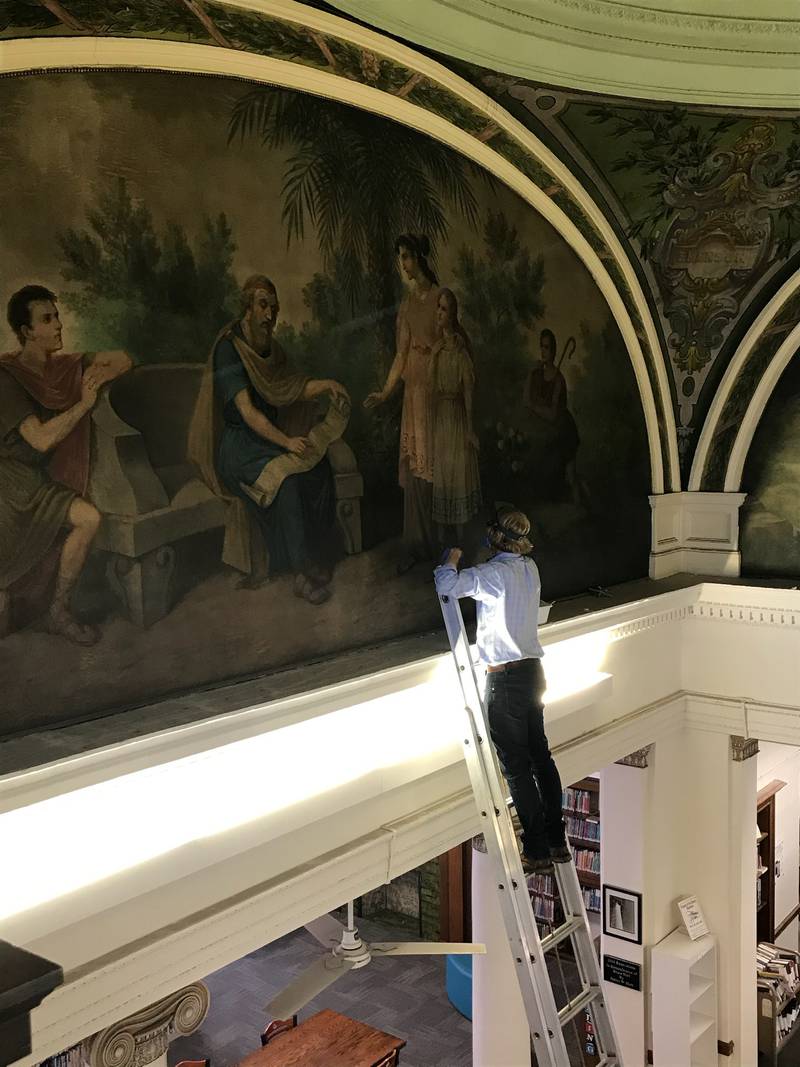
[266,901,486,1019]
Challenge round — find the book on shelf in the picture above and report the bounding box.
[574,848,601,874]
[756,943,800,1003]
[562,786,596,814]
[566,814,601,841]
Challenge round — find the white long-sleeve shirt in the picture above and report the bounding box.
[433,551,544,666]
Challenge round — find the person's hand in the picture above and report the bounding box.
[363,390,385,410]
[326,380,349,402]
[446,547,463,568]
[80,373,100,409]
[285,436,310,457]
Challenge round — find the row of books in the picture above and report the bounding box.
[583,887,602,913]
[534,895,563,923]
[574,848,601,874]
[528,871,556,897]
[778,1001,800,1039]
[562,786,596,814]
[756,942,800,1009]
[566,815,600,842]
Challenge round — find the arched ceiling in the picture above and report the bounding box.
[326,0,800,107]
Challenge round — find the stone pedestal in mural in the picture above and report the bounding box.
[649,491,747,579]
[82,982,209,1067]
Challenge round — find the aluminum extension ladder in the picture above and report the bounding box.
[438,589,621,1067]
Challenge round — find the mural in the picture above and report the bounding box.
[740,348,800,576]
[0,71,650,733]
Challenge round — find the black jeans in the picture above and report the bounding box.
[486,658,566,860]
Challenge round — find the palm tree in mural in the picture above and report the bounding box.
[228,88,486,360]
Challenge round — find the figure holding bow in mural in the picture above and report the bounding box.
[524,327,584,504]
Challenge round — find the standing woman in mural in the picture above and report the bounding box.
[364,234,440,574]
[524,328,581,503]
[429,289,481,544]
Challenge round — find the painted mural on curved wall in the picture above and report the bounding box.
[740,347,800,576]
[0,70,650,733]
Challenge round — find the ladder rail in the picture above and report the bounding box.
[438,589,622,1067]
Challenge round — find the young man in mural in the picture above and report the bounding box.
[189,275,349,605]
[364,234,441,575]
[0,285,131,645]
[434,505,569,874]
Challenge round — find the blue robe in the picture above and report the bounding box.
[213,326,336,576]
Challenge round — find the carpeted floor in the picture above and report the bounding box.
[168,914,473,1067]
[167,910,595,1067]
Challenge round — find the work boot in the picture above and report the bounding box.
[521,853,554,875]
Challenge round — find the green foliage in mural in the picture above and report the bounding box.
[58,178,238,362]
[581,106,800,261]
[584,106,739,258]
[451,211,547,499]
[571,319,649,500]
[228,87,486,357]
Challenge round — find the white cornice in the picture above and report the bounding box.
[328,0,800,106]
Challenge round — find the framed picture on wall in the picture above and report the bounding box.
[602,884,642,944]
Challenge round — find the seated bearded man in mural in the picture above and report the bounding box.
[190,275,349,605]
[0,285,132,644]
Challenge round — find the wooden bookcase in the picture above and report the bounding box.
[757,780,786,944]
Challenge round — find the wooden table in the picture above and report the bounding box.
[236,1009,406,1067]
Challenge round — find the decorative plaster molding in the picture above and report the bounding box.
[691,274,800,493]
[649,492,747,579]
[689,601,800,629]
[330,0,800,106]
[730,735,759,762]
[615,745,652,768]
[84,984,209,1067]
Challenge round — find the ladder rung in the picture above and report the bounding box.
[539,914,585,952]
[558,985,602,1026]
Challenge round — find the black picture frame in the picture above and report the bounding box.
[602,884,643,945]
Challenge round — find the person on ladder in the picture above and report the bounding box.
[434,503,571,875]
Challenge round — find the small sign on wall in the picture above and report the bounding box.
[603,954,641,991]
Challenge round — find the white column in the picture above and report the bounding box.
[83,983,209,1067]
[649,491,746,579]
[600,749,650,1067]
[471,836,529,1067]
[677,729,757,1067]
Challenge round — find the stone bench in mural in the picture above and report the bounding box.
[88,364,363,627]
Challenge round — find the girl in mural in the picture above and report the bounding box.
[524,327,582,503]
[364,234,440,574]
[429,289,481,543]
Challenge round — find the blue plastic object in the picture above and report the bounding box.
[446,953,473,1020]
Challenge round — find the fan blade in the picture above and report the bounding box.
[305,912,345,947]
[265,955,355,1018]
[371,941,486,956]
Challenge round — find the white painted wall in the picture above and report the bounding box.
[757,742,800,949]
[600,762,648,1066]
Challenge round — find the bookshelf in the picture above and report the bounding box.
[756,942,800,1066]
[651,929,717,1067]
[757,781,786,943]
[529,777,601,929]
